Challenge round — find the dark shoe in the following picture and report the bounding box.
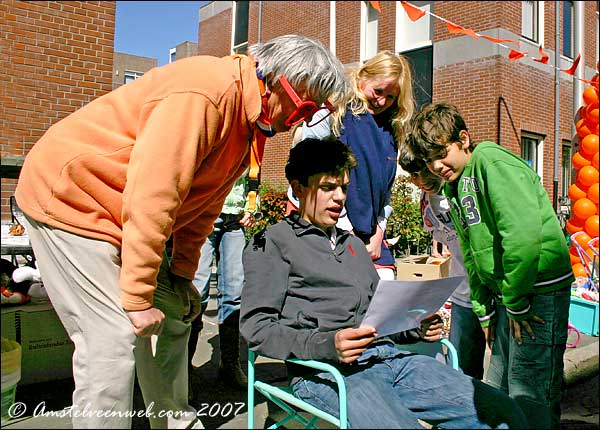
[218,312,247,389]
[218,359,248,388]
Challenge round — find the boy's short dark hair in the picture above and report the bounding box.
[406,102,469,160]
[285,138,357,185]
[398,144,425,174]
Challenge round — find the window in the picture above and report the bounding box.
[360,1,379,62]
[521,133,544,178]
[522,1,540,42]
[169,47,177,63]
[403,46,433,110]
[232,1,249,54]
[124,70,143,84]
[561,141,573,198]
[395,1,432,53]
[563,1,574,58]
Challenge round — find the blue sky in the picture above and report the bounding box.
[114,1,209,66]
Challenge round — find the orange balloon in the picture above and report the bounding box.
[586,104,599,125]
[572,151,592,170]
[577,166,599,187]
[584,215,599,238]
[566,217,585,234]
[580,134,599,157]
[573,197,597,220]
[568,183,588,202]
[576,118,592,139]
[572,263,587,278]
[583,86,599,106]
[593,152,599,170]
[569,245,581,264]
[588,183,599,204]
[574,231,593,250]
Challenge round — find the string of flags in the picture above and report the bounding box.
[370,1,595,84]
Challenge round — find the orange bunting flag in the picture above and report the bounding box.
[369,1,382,14]
[508,49,526,61]
[481,35,520,47]
[561,53,581,76]
[533,45,549,64]
[446,21,479,39]
[401,1,425,21]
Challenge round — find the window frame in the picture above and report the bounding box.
[395,1,433,53]
[123,70,144,84]
[231,0,249,55]
[520,132,545,179]
[360,1,379,63]
[521,0,544,44]
[562,0,574,58]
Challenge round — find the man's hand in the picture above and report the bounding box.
[126,307,165,337]
[510,314,545,345]
[171,276,201,323]
[482,321,496,348]
[420,313,444,342]
[365,226,384,260]
[334,326,377,364]
[239,212,255,228]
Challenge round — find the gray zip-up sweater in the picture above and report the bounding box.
[240,213,420,363]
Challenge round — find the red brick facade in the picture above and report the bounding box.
[198,1,598,206]
[0,0,116,221]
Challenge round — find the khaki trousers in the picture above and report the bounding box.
[24,216,202,429]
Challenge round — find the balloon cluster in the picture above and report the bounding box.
[567,73,599,278]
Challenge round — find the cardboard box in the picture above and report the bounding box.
[1,310,17,341]
[395,255,451,281]
[1,303,74,384]
[569,296,599,337]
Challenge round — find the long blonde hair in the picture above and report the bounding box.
[331,51,414,145]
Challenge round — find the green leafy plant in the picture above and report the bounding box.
[245,177,431,258]
[385,175,431,257]
[246,183,288,239]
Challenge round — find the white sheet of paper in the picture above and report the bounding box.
[360,276,466,337]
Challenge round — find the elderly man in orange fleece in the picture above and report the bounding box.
[15,34,347,429]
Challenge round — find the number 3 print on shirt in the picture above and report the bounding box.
[461,195,481,225]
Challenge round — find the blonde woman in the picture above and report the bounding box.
[288,51,414,279]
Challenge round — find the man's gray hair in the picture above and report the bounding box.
[248,34,348,105]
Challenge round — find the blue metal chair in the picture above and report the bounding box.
[247,338,459,429]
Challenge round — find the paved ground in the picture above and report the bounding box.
[2,274,598,429]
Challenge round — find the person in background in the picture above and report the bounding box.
[287,51,415,280]
[15,34,347,429]
[406,102,574,429]
[242,137,528,429]
[399,148,486,380]
[188,170,258,393]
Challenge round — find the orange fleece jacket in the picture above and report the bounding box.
[16,55,262,311]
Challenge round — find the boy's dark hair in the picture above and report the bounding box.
[405,102,469,160]
[398,144,425,174]
[285,138,357,185]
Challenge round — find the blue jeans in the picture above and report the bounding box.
[192,215,246,324]
[449,303,486,379]
[291,342,528,429]
[486,287,570,430]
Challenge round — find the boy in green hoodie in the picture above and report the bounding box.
[405,102,574,430]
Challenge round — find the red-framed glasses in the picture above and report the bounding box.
[278,75,335,128]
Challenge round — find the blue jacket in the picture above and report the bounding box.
[339,110,397,266]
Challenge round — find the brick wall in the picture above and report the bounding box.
[0,0,116,222]
[198,6,231,56]
[197,0,597,204]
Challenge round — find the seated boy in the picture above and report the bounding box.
[240,137,527,428]
[405,103,573,429]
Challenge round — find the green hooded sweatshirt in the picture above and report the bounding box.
[444,141,573,326]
